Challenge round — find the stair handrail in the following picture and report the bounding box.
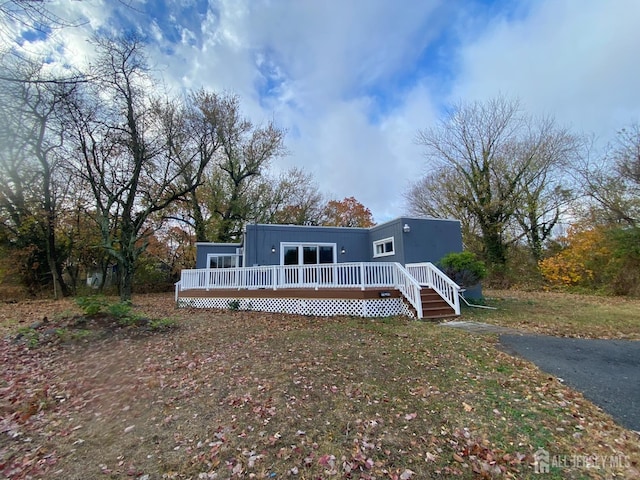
[393,263,423,319]
[405,262,461,316]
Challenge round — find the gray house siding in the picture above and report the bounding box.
[366,217,462,264]
[194,217,463,269]
[244,224,370,266]
[398,217,463,264]
[195,243,242,269]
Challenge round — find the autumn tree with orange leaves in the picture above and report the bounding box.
[321,196,375,228]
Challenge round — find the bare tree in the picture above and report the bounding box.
[405,166,482,250]
[155,90,225,242]
[198,94,287,241]
[414,96,577,274]
[65,35,213,301]
[0,60,73,297]
[251,167,324,225]
[511,122,579,261]
[165,92,287,243]
[576,127,640,227]
[0,72,43,290]
[615,124,640,190]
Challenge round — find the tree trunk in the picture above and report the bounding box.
[481,223,509,281]
[119,259,134,302]
[190,193,208,242]
[43,172,69,298]
[118,220,137,302]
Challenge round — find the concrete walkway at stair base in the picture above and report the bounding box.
[439,320,522,335]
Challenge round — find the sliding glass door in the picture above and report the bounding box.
[281,243,336,285]
[283,245,300,284]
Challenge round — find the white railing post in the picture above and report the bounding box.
[360,262,365,290]
[272,265,277,290]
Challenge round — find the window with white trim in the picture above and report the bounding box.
[281,243,336,265]
[207,254,240,269]
[373,237,395,258]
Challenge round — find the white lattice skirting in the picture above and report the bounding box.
[177,296,415,318]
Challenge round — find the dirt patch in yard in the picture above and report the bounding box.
[1,294,639,479]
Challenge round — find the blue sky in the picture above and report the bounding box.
[8,0,640,222]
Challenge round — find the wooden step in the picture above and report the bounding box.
[421,306,457,319]
[403,288,458,320]
[422,303,455,315]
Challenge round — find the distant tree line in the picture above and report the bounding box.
[406,96,640,295]
[0,35,374,301]
[3,0,637,298]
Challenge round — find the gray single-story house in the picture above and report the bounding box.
[177,217,471,319]
[195,217,463,270]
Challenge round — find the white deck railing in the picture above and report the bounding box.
[176,262,424,318]
[405,262,461,315]
[393,263,423,319]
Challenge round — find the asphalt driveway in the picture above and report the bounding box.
[499,334,640,432]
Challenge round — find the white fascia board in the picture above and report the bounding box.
[195,242,243,247]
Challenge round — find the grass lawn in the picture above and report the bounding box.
[465,289,640,339]
[0,292,638,479]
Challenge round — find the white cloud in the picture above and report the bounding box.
[452,0,640,140]
[11,0,638,222]
[150,0,448,221]
[286,98,394,208]
[271,79,440,223]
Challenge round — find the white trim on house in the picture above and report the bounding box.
[373,236,395,258]
[249,216,461,232]
[196,242,242,247]
[252,223,369,231]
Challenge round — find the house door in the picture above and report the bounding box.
[283,245,300,285]
[207,254,241,285]
[281,244,336,286]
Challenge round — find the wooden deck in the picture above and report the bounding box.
[176,286,456,319]
[177,261,461,319]
[177,287,402,300]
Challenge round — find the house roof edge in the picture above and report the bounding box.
[393,216,461,223]
[245,216,461,232]
[195,242,242,247]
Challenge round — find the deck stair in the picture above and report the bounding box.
[419,287,457,319]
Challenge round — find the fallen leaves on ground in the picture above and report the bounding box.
[0,294,638,479]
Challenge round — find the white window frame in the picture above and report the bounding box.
[207,253,240,269]
[280,242,337,265]
[373,236,395,258]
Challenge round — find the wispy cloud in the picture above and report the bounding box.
[452,0,640,139]
[8,0,640,221]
